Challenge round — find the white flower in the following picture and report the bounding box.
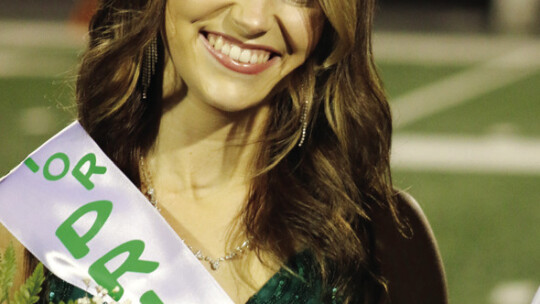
[95,285,104,294]
[76,296,92,304]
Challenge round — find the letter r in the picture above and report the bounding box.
[72,153,107,190]
[89,240,160,301]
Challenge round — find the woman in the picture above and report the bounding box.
[5,0,406,302]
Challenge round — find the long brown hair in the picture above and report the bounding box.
[57,0,398,302]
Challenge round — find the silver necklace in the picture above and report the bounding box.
[140,157,251,270]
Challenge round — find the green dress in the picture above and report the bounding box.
[44,251,341,304]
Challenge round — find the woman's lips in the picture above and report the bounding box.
[199,33,280,75]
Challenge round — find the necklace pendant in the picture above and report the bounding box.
[210,260,220,270]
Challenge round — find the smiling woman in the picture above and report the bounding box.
[4,0,441,303]
[161,0,324,112]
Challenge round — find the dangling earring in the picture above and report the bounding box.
[141,36,158,101]
[298,99,309,147]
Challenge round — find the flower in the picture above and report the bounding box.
[76,296,92,304]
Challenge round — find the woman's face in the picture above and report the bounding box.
[163,0,325,112]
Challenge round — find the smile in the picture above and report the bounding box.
[200,32,280,75]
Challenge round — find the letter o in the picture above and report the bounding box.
[43,153,70,181]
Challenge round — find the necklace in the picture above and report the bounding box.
[139,157,251,270]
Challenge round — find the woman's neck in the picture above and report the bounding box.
[147,93,269,202]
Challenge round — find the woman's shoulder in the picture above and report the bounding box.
[370,190,448,304]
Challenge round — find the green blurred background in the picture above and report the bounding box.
[1,1,539,303]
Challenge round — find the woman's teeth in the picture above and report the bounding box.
[208,34,271,64]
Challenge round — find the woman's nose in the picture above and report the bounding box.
[229,0,275,37]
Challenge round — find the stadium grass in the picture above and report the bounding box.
[377,62,468,98]
[0,77,75,176]
[399,71,540,137]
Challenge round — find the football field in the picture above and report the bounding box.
[1,20,539,304]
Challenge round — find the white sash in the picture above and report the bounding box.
[0,122,234,304]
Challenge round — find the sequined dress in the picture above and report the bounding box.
[44,251,341,304]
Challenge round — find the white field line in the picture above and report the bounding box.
[0,20,83,78]
[391,43,540,128]
[392,134,540,175]
[0,20,86,49]
[374,31,540,65]
[489,281,538,304]
[19,107,57,136]
[0,49,78,78]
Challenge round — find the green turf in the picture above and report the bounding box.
[393,170,540,304]
[0,77,75,176]
[0,44,81,58]
[398,71,540,137]
[377,62,468,98]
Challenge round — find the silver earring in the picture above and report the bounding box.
[141,36,158,101]
[298,99,309,147]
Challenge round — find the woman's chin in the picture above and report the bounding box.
[198,91,270,114]
[207,99,266,115]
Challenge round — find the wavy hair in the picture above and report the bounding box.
[30,0,400,302]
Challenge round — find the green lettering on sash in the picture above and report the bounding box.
[43,153,70,181]
[140,291,164,304]
[72,153,107,190]
[88,240,160,301]
[24,158,40,173]
[56,200,113,259]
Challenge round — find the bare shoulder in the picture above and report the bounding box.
[0,223,27,290]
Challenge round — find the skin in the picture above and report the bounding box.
[144,0,325,302]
